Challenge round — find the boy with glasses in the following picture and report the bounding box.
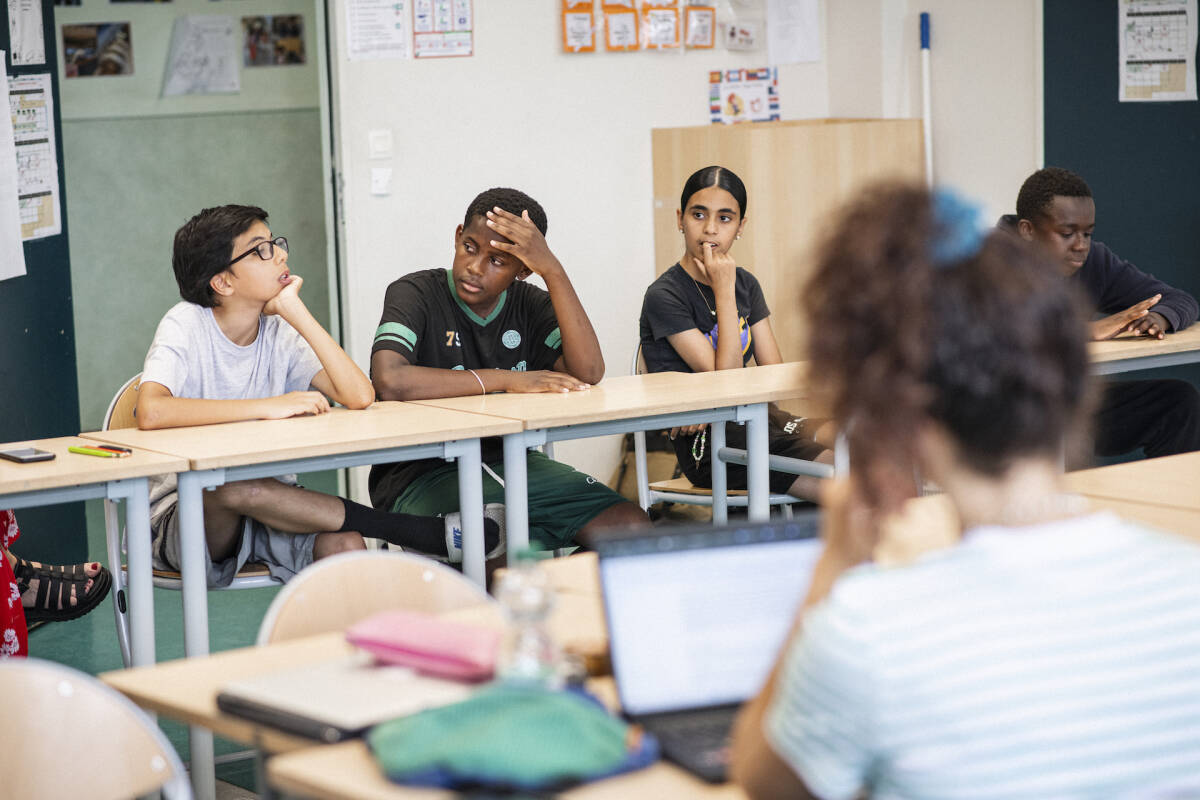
[138,205,499,586]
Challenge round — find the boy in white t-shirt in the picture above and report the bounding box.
[139,205,498,586]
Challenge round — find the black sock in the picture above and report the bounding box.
[337,498,499,556]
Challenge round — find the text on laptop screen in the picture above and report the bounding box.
[602,535,822,716]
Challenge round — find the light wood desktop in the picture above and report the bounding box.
[83,401,521,800]
[0,436,187,670]
[1064,451,1200,513]
[1089,325,1200,375]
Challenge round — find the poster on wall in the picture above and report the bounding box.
[8,72,61,241]
[413,0,472,58]
[684,6,715,49]
[642,0,679,50]
[0,60,27,279]
[62,22,134,77]
[709,67,778,124]
[603,1,638,51]
[7,0,46,66]
[562,0,595,53]
[163,15,239,96]
[1119,0,1197,101]
[346,0,410,61]
[243,15,305,66]
[766,0,818,64]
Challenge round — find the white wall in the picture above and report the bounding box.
[329,0,1040,484]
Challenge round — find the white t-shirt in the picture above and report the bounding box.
[766,512,1200,800]
[141,302,322,512]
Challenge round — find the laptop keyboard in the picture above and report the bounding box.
[651,708,734,769]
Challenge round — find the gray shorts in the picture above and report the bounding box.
[150,499,316,588]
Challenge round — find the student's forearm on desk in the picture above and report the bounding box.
[136,391,324,429]
[276,297,374,409]
[543,271,605,385]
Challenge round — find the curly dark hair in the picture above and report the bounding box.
[1016,167,1091,223]
[172,204,268,307]
[804,182,1094,490]
[463,187,548,236]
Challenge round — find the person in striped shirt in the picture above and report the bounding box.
[730,184,1200,799]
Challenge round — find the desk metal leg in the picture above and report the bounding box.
[742,403,769,521]
[449,439,486,587]
[114,478,156,667]
[502,433,531,562]
[710,422,728,524]
[176,470,216,800]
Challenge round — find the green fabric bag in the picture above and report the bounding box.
[367,683,659,791]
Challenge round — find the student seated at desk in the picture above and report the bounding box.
[369,187,648,551]
[730,185,1200,799]
[138,205,492,587]
[999,166,1200,460]
[638,165,833,500]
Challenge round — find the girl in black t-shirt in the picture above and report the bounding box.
[638,165,834,500]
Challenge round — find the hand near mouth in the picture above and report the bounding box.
[693,237,737,293]
[264,273,305,317]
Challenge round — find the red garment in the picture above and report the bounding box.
[1,510,28,658]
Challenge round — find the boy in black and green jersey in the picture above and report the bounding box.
[369,187,649,550]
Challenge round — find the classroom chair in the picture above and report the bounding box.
[630,344,829,517]
[103,373,278,668]
[256,549,494,644]
[0,658,193,800]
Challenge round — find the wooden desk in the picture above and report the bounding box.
[414,364,822,552]
[1064,451,1200,512]
[84,401,520,799]
[0,436,187,668]
[1090,325,1200,375]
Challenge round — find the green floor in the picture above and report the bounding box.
[25,497,290,793]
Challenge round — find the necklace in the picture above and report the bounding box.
[688,271,716,317]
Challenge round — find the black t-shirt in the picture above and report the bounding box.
[368,268,563,507]
[638,263,771,373]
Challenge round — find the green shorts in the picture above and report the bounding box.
[390,451,628,549]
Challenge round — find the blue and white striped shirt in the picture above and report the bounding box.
[766,512,1200,800]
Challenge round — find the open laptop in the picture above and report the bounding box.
[216,652,472,743]
[595,515,822,783]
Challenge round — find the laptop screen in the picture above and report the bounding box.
[598,518,822,717]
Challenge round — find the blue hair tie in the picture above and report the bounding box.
[930,188,985,269]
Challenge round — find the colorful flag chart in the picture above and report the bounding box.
[709,67,778,124]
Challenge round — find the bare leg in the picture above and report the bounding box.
[575,501,651,548]
[785,449,835,502]
[203,479,360,562]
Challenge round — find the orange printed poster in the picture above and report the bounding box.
[642,0,679,49]
[684,5,715,49]
[602,1,639,51]
[562,1,595,53]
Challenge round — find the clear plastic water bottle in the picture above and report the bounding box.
[494,551,564,688]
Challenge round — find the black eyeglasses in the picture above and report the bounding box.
[229,236,288,266]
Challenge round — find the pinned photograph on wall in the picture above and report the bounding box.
[642,0,679,49]
[684,5,715,48]
[709,67,778,124]
[62,22,134,78]
[562,0,595,53]
[53,0,82,7]
[242,15,305,66]
[603,2,638,51]
[723,19,760,50]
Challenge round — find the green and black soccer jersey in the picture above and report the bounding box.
[368,268,564,507]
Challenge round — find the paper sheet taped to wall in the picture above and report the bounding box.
[0,60,27,280]
[1119,0,1198,101]
[164,16,239,96]
[8,72,60,242]
[346,0,411,60]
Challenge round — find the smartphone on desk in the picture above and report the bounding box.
[0,448,56,463]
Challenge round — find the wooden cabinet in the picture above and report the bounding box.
[651,119,924,361]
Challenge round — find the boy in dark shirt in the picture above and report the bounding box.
[369,187,648,549]
[999,167,1200,460]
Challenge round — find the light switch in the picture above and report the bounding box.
[368,129,393,159]
[371,167,392,196]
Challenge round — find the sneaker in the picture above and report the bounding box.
[443,503,506,564]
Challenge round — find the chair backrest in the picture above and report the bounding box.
[0,658,192,800]
[256,550,494,645]
[104,373,141,430]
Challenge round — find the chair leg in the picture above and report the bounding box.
[104,499,133,669]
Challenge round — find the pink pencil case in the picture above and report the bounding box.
[346,609,501,682]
